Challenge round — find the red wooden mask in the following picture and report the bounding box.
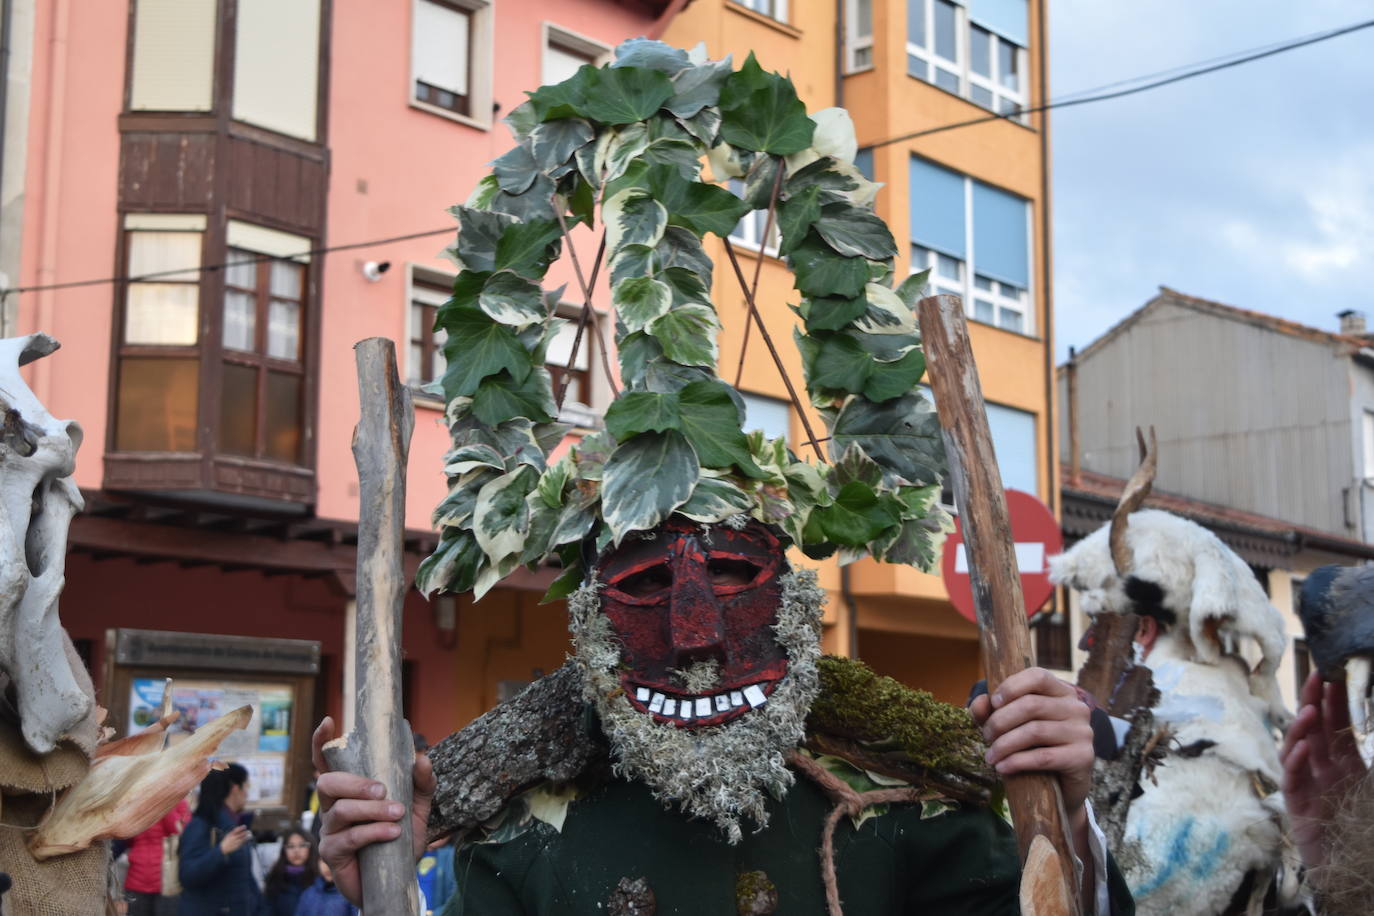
[596,517,788,728]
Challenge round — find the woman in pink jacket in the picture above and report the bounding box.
[124,798,192,916]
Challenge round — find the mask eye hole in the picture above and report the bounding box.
[709,557,761,588]
[615,563,673,598]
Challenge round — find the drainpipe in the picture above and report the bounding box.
[1037,0,1054,516]
[31,0,65,401]
[1066,346,1079,485]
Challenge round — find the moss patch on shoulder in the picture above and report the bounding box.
[805,655,990,782]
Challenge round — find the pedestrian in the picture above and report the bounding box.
[294,858,358,916]
[263,827,317,916]
[123,796,190,915]
[177,763,267,915]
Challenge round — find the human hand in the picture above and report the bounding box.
[311,716,436,906]
[219,825,250,855]
[969,667,1096,818]
[1281,672,1367,870]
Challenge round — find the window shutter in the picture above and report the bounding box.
[414,1,471,95]
[909,157,967,259]
[232,0,322,141]
[967,0,1029,47]
[129,0,216,111]
[971,181,1029,289]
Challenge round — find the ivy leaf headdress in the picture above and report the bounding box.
[418,40,950,601]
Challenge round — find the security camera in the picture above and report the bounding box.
[362,260,392,282]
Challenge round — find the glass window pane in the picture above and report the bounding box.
[116,358,199,452]
[126,283,199,345]
[264,371,303,463]
[998,96,1022,117]
[267,299,301,361]
[220,362,257,456]
[225,248,257,290]
[223,290,256,351]
[998,307,1024,333]
[128,231,201,282]
[544,42,592,87]
[986,401,1036,493]
[974,299,995,323]
[972,181,1031,288]
[741,392,790,442]
[937,252,962,280]
[999,280,1023,298]
[853,46,873,69]
[413,0,470,96]
[970,25,992,76]
[935,67,960,92]
[907,53,928,80]
[270,260,303,300]
[934,0,958,59]
[971,85,994,108]
[856,0,873,37]
[911,245,930,271]
[974,275,994,291]
[999,39,1020,91]
[906,0,925,45]
[409,343,424,384]
[547,319,591,371]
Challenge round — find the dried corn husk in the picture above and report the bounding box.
[28,705,252,860]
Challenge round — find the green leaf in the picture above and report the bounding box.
[604,188,668,253]
[478,271,547,327]
[742,153,781,210]
[416,529,482,597]
[678,476,753,523]
[432,472,490,527]
[494,218,562,277]
[542,561,585,603]
[537,457,572,508]
[527,67,593,121]
[803,294,868,332]
[659,267,711,307]
[503,101,539,142]
[439,307,532,399]
[813,481,900,547]
[789,234,870,298]
[895,269,932,310]
[647,304,719,368]
[596,124,650,187]
[473,466,538,563]
[830,392,945,487]
[617,331,663,388]
[805,332,872,394]
[643,164,750,237]
[610,244,658,287]
[581,66,675,125]
[833,442,885,489]
[566,176,596,229]
[677,380,767,478]
[778,184,823,255]
[601,430,699,540]
[786,158,863,205]
[657,227,715,284]
[718,54,814,155]
[470,366,556,425]
[855,282,918,335]
[677,106,721,146]
[812,203,899,259]
[489,174,558,224]
[641,139,703,181]
[613,38,691,75]
[613,276,673,332]
[859,346,926,403]
[463,175,501,210]
[492,144,539,195]
[604,390,682,441]
[520,496,559,566]
[666,57,733,118]
[550,501,597,549]
[444,443,508,476]
[528,118,595,172]
[453,208,516,273]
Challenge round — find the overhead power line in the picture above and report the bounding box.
[4,17,1372,300]
[865,16,1374,149]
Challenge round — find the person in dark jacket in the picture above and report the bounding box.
[178,763,266,916]
[263,827,317,916]
[294,859,357,916]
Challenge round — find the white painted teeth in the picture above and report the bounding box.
[649,692,666,713]
[635,687,650,703]
[679,700,693,720]
[695,697,713,717]
[662,698,678,716]
[714,694,730,712]
[729,690,744,708]
[632,683,770,719]
[742,684,767,708]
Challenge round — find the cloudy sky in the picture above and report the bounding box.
[1049,0,1374,360]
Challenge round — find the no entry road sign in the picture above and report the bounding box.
[940,488,1063,624]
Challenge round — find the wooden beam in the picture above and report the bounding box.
[69,515,355,574]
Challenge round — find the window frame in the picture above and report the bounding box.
[730,0,789,24]
[406,267,451,392]
[540,22,612,86]
[906,0,1028,122]
[844,0,875,73]
[908,159,1035,335]
[727,179,781,257]
[409,0,494,130]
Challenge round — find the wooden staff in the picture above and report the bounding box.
[322,338,418,916]
[917,295,1081,916]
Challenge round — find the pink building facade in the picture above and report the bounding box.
[5,0,671,816]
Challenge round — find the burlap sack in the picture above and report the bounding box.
[0,792,110,915]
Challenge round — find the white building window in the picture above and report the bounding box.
[923,384,1036,495]
[909,156,1032,334]
[411,0,493,128]
[741,392,790,442]
[1363,410,1374,479]
[407,269,451,388]
[846,0,875,72]
[727,179,781,255]
[907,0,1028,121]
[732,0,789,23]
[542,24,611,86]
[123,218,204,346]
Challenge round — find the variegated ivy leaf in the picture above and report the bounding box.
[478,271,547,328]
[473,465,539,565]
[812,202,898,260]
[489,174,558,224]
[573,431,613,482]
[645,164,751,237]
[528,118,595,172]
[660,267,711,308]
[789,235,870,299]
[647,303,719,368]
[537,456,573,509]
[676,380,766,478]
[783,460,832,509]
[613,276,673,332]
[613,38,692,75]
[470,366,557,426]
[667,56,733,119]
[520,495,560,567]
[503,100,539,142]
[492,218,563,278]
[596,123,650,186]
[807,108,858,165]
[551,501,598,548]
[604,188,668,253]
[431,468,495,528]
[601,429,699,542]
[416,529,482,597]
[610,244,659,287]
[677,107,721,146]
[677,476,753,523]
[833,442,884,489]
[778,184,822,256]
[579,65,675,126]
[658,227,715,284]
[894,269,932,311]
[473,553,521,602]
[874,509,948,571]
[464,176,501,210]
[742,154,781,210]
[444,443,509,476]
[617,330,663,389]
[641,139,702,181]
[439,307,532,400]
[810,481,901,547]
[452,207,516,273]
[802,294,868,333]
[705,141,746,183]
[718,53,814,156]
[604,390,682,441]
[855,282,918,335]
[830,392,945,488]
[492,144,539,195]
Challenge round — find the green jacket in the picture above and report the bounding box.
[444,774,1134,915]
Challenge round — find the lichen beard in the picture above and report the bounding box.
[569,569,825,844]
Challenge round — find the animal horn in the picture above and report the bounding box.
[1109,426,1158,576]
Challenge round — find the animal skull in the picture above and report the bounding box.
[0,334,90,754]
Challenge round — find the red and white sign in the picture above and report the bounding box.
[940,488,1063,625]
